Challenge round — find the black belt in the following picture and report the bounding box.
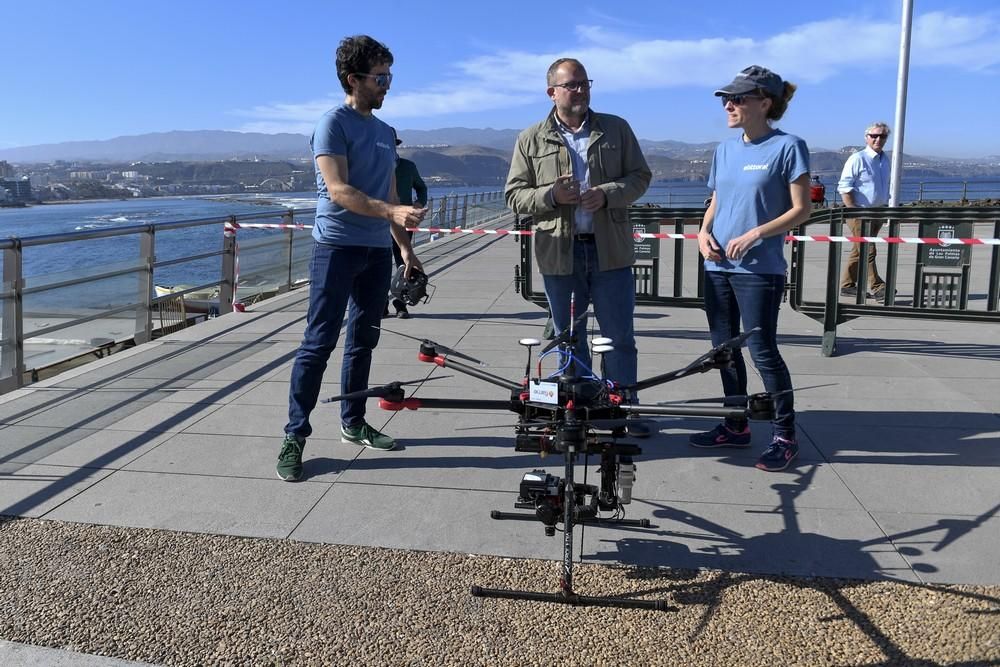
[574,233,595,242]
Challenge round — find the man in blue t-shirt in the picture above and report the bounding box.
[276,35,428,482]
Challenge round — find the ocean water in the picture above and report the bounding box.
[0,187,495,283]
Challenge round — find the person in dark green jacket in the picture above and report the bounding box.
[387,127,428,318]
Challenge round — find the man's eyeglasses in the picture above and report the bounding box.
[720,94,763,107]
[552,79,593,92]
[867,133,888,140]
[355,72,392,88]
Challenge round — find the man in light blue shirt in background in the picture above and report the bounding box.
[838,122,891,300]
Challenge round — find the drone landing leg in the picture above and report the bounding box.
[473,446,672,612]
[470,585,673,611]
[489,511,650,528]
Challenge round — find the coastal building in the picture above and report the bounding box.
[0,160,13,178]
[0,178,33,202]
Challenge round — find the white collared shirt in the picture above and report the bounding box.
[555,116,593,234]
[837,146,890,207]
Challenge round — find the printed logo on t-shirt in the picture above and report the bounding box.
[743,163,769,171]
[376,141,393,150]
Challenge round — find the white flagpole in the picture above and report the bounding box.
[889,0,914,207]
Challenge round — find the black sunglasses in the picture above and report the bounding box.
[354,72,392,88]
[867,133,888,139]
[720,94,764,106]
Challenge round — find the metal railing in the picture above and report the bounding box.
[788,206,1000,355]
[637,179,1000,209]
[0,191,506,393]
[516,205,1000,357]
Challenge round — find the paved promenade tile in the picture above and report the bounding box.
[1,221,998,585]
[1,219,999,664]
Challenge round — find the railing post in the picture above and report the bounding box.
[962,181,968,201]
[885,217,900,306]
[283,209,294,293]
[134,227,154,345]
[1,242,25,390]
[821,211,845,356]
[988,220,1000,312]
[220,217,237,312]
[462,194,469,227]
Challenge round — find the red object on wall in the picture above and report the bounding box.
[810,176,826,204]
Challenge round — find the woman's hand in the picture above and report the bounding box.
[698,231,722,262]
[725,229,762,261]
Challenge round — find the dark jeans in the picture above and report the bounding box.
[286,242,392,438]
[703,271,795,437]
[541,239,637,386]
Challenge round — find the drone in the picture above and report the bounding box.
[322,314,777,611]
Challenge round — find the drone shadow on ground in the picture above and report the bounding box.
[583,465,1000,662]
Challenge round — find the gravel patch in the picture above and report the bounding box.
[1,516,997,666]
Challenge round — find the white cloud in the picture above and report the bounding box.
[380,89,534,118]
[232,10,999,133]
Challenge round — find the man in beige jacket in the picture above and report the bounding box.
[505,57,651,393]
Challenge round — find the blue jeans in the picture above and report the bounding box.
[286,242,392,438]
[541,239,637,386]
[703,271,795,437]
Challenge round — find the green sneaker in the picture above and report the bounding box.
[276,434,304,481]
[341,422,397,451]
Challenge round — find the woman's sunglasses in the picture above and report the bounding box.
[720,94,764,106]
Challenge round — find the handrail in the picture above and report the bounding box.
[0,191,507,394]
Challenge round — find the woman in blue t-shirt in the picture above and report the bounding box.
[690,65,812,472]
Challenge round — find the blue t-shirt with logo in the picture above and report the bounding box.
[706,129,809,275]
[311,104,397,247]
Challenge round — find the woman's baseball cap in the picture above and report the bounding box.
[714,65,784,97]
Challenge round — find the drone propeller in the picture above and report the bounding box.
[539,310,591,355]
[655,383,837,407]
[320,375,451,403]
[683,327,761,372]
[624,327,764,393]
[375,326,488,367]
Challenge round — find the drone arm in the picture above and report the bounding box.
[630,328,760,393]
[623,403,758,420]
[419,350,521,391]
[628,357,724,392]
[380,397,516,412]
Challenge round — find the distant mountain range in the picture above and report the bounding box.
[0,131,313,163]
[3,129,998,184]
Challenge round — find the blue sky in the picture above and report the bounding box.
[3,0,999,158]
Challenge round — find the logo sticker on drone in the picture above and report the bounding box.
[529,380,559,405]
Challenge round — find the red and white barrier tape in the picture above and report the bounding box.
[636,232,1000,246]
[223,222,999,245]
[225,222,310,230]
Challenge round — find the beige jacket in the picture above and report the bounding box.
[505,109,651,275]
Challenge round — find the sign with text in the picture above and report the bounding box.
[633,221,660,259]
[918,222,973,268]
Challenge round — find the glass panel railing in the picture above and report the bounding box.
[22,267,145,370]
